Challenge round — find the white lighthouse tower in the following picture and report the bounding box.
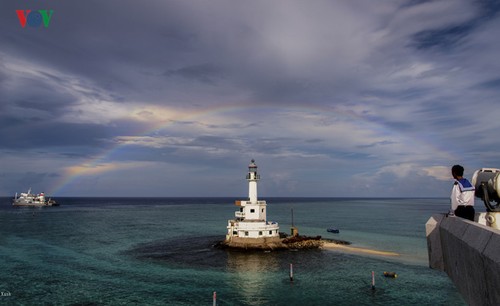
[225,160,281,248]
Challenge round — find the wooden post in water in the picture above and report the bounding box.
[371,271,375,290]
[213,291,216,306]
[290,263,294,282]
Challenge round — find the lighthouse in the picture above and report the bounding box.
[225,160,281,249]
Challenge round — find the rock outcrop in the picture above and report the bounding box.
[217,235,350,251]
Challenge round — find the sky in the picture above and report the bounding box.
[1,0,500,198]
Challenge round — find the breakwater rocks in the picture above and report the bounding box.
[216,235,351,251]
[282,235,323,249]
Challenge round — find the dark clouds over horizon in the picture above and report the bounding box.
[1,0,500,197]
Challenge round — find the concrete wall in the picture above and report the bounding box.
[224,236,285,250]
[426,214,500,306]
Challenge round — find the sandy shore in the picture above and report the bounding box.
[321,242,400,257]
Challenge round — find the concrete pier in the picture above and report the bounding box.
[426,213,500,306]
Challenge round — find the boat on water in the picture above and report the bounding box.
[12,189,58,207]
[327,227,340,234]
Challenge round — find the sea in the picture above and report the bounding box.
[0,197,476,305]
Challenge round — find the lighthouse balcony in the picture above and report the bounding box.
[237,221,279,230]
[235,200,267,206]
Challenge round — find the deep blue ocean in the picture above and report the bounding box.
[0,197,472,305]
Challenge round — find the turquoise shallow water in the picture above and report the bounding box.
[0,197,468,305]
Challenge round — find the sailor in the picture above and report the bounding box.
[450,164,475,221]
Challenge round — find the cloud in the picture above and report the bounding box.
[0,0,499,196]
[422,166,450,181]
[164,64,226,84]
[375,164,451,182]
[114,135,192,149]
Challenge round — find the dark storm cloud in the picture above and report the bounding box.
[411,23,473,50]
[164,64,227,84]
[357,140,397,149]
[0,0,377,109]
[14,171,60,187]
[5,76,75,117]
[15,98,69,113]
[0,0,282,115]
[0,121,111,149]
[410,0,500,51]
[475,77,500,89]
[477,0,500,18]
[1,1,201,100]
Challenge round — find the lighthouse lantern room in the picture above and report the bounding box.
[225,160,280,242]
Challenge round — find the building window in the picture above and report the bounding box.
[233,231,237,235]
[269,231,272,235]
[245,231,249,236]
[261,209,264,212]
[259,231,262,236]
[250,209,255,213]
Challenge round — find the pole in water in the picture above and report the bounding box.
[290,263,294,282]
[371,271,375,290]
[213,291,216,306]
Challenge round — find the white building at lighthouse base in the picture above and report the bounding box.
[226,200,280,239]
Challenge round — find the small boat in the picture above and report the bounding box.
[383,271,398,278]
[12,188,58,207]
[327,227,339,234]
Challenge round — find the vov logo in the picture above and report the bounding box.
[16,10,54,28]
